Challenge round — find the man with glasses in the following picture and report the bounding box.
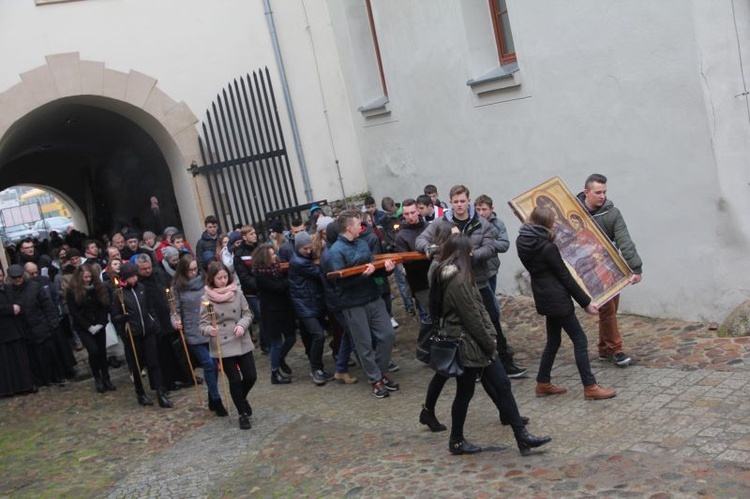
[17,238,52,277]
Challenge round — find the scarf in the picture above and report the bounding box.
[253,262,282,279]
[162,258,176,277]
[186,274,204,291]
[203,282,238,303]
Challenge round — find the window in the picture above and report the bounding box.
[365,0,388,96]
[489,0,516,64]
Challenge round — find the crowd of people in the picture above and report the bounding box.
[0,175,642,453]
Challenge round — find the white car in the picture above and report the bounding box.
[32,216,73,241]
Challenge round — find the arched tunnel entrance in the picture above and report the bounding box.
[0,98,184,240]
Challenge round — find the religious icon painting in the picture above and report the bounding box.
[508,176,632,307]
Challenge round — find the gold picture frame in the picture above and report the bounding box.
[508,176,632,307]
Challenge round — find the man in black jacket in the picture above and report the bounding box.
[394,199,431,322]
[110,261,172,408]
[233,225,266,352]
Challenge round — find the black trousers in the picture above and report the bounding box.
[222,352,257,414]
[424,358,525,440]
[78,327,109,380]
[122,332,163,395]
[478,286,512,364]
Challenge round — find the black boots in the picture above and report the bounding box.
[239,413,251,430]
[94,376,106,394]
[500,415,530,426]
[449,439,482,455]
[279,359,292,376]
[208,398,229,417]
[271,370,291,385]
[157,390,174,408]
[103,378,116,391]
[514,428,552,455]
[419,405,447,432]
[137,393,154,406]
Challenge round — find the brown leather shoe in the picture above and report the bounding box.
[334,372,359,384]
[535,382,568,397]
[584,384,617,400]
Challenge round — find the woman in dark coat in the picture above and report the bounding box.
[66,263,114,393]
[516,206,616,400]
[429,235,551,455]
[0,266,35,396]
[252,243,296,385]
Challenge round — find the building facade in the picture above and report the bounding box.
[1,0,748,322]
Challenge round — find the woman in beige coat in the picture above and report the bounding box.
[200,261,256,429]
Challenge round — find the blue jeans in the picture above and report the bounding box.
[393,265,414,312]
[189,343,220,401]
[270,328,296,372]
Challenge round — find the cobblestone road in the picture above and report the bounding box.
[1,295,749,498]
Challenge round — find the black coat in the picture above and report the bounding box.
[109,282,160,337]
[288,251,326,319]
[137,268,174,337]
[0,284,25,344]
[233,242,258,295]
[394,218,431,293]
[66,287,109,333]
[516,224,591,317]
[12,279,59,344]
[255,266,296,332]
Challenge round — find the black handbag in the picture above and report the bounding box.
[428,332,465,378]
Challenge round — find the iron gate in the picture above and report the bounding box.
[190,67,299,230]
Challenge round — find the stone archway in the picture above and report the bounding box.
[0,52,210,243]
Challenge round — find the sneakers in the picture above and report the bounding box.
[238,414,252,430]
[390,317,400,329]
[584,384,617,400]
[505,364,528,379]
[334,372,358,384]
[600,352,631,367]
[388,360,400,372]
[535,382,568,397]
[372,381,390,398]
[381,375,400,391]
[310,369,330,385]
[271,370,292,385]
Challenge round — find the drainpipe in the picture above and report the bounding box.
[264,0,314,203]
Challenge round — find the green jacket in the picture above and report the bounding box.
[435,264,497,368]
[577,195,643,274]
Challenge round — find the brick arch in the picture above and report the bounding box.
[0,52,209,243]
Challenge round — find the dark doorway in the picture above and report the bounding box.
[0,98,183,240]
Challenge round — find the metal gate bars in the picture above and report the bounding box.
[190,67,299,230]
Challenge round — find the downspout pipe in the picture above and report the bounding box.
[264,0,314,203]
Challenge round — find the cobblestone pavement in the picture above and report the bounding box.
[1,295,749,498]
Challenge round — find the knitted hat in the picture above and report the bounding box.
[228,231,242,246]
[162,246,179,260]
[316,216,334,232]
[294,231,313,251]
[120,262,138,280]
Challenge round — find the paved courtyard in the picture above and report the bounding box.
[1,295,749,498]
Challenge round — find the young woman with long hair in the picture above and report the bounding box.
[516,206,616,400]
[66,263,114,393]
[429,235,552,455]
[199,261,256,429]
[171,254,227,417]
[251,243,296,385]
